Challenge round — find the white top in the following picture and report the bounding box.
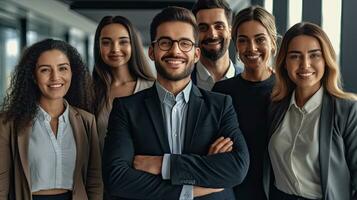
[29,101,76,192]
[268,87,324,199]
[195,60,236,91]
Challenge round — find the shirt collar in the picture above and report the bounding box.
[196,59,236,81]
[225,60,236,78]
[155,81,192,105]
[36,100,70,123]
[289,86,324,114]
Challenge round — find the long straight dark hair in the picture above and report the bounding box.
[92,16,155,116]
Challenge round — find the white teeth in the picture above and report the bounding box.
[298,73,313,77]
[167,60,183,64]
[247,55,259,59]
[164,59,184,64]
[49,84,62,88]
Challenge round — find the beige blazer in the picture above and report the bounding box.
[0,105,103,200]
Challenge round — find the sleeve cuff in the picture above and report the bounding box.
[161,153,171,180]
[179,185,193,200]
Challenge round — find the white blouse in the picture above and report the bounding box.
[269,87,324,199]
[29,102,76,192]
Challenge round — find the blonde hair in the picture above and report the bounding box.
[271,22,357,102]
[232,5,278,55]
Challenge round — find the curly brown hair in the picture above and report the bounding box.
[1,38,93,128]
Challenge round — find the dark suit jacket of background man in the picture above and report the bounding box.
[103,84,249,200]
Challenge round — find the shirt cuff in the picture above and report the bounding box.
[161,153,171,180]
[179,185,193,200]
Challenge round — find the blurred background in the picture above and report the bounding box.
[0,0,356,103]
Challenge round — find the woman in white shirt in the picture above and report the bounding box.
[0,39,103,200]
[92,16,156,151]
[264,22,357,200]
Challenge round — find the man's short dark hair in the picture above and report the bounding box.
[150,6,198,43]
[191,0,233,25]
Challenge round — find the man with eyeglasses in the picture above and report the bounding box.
[191,0,243,91]
[103,6,249,200]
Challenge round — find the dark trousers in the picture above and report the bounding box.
[32,191,72,200]
[270,186,320,200]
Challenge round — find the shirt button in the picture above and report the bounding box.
[174,133,177,137]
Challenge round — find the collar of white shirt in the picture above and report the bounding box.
[289,86,324,114]
[36,100,70,123]
[196,59,236,81]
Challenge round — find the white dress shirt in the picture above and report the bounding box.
[195,60,236,91]
[156,81,193,200]
[29,102,76,192]
[269,87,324,199]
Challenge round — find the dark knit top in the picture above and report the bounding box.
[212,73,275,200]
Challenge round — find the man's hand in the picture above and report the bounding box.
[133,155,163,175]
[193,186,224,197]
[208,137,233,155]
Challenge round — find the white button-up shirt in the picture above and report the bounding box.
[195,60,236,91]
[29,102,76,192]
[269,87,324,199]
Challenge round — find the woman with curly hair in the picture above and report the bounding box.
[92,16,156,151]
[0,39,103,200]
[264,22,357,200]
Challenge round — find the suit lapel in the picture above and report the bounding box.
[318,92,333,198]
[68,106,84,185]
[183,86,203,153]
[268,97,290,139]
[144,87,171,153]
[17,124,31,188]
[263,96,290,197]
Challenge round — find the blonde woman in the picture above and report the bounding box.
[264,22,357,200]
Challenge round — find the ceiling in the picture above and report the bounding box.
[57,0,250,45]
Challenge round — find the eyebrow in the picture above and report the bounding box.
[238,33,267,38]
[37,63,70,68]
[157,36,194,41]
[101,36,129,40]
[288,49,322,54]
[58,63,70,66]
[198,21,225,26]
[179,37,194,41]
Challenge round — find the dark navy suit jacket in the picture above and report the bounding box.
[103,84,249,200]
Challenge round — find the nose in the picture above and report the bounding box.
[50,69,60,80]
[301,55,310,69]
[207,26,218,38]
[248,40,257,51]
[169,41,182,54]
[111,42,120,52]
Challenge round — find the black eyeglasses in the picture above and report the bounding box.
[152,37,196,52]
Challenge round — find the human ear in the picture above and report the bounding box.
[148,46,155,61]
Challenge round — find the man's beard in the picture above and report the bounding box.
[200,37,229,61]
[155,56,195,81]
